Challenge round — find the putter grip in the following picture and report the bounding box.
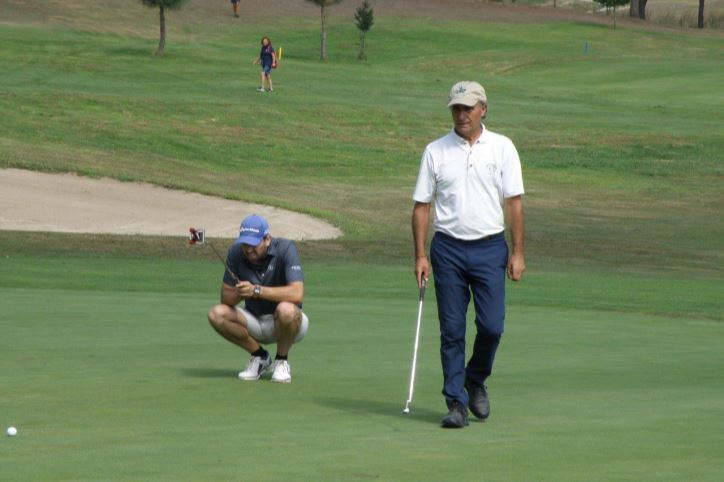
[419,278,427,301]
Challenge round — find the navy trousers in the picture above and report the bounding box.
[430,231,508,408]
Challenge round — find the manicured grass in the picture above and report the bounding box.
[1,257,723,481]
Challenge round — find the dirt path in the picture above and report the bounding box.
[0,168,342,240]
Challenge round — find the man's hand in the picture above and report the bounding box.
[235,281,257,299]
[415,256,430,289]
[507,253,525,281]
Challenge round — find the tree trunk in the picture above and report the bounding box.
[613,4,617,29]
[639,0,647,19]
[629,0,638,17]
[156,4,166,56]
[698,0,705,28]
[320,4,327,61]
[358,32,366,60]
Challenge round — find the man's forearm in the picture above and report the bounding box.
[221,282,304,305]
[257,282,304,304]
[412,202,431,257]
[506,196,525,254]
[221,284,242,306]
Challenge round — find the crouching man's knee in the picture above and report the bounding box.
[274,302,301,329]
[208,304,234,330]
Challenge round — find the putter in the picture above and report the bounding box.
[188,227,240,284]
[403,278,427,414]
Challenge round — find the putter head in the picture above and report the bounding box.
[188,227,206,245]
[402,407,410,414]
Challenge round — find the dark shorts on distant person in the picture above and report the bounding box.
[262,63,272,76]
[231,0,240,4]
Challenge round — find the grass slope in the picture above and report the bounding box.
[1,0,722,273]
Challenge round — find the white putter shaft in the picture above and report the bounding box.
[403,278,427,414]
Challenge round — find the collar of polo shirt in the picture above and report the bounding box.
[452,124,488,146]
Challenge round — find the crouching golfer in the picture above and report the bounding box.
[207,214,309,383]
[412,81,525,428]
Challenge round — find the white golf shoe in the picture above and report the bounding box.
[271,359,292,383]
[238,354,272,381]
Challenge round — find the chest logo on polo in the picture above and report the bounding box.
[486,163,499,176]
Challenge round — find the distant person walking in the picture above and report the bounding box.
[230,0,240,18]
[412,81,526,428]
[253,36,276,92]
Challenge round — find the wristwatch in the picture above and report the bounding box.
[253,285,262,298]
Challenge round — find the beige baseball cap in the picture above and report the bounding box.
[447,81,487,107]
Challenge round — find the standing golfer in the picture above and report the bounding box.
[412,81,525,428]
[207,214,309,383]
[253,36,276,92]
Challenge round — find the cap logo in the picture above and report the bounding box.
[453,85,467,95]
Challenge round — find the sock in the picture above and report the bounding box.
[252,347,269,359]
[275,354,288,361]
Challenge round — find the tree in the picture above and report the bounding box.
[305,0,345,61]
[354,1,374,60]
[638,0,647,19]
[594,0,630,28]
[629,0,638,17]
[140,0,188,56]
[698,0,705,28]
[629,0,646,19]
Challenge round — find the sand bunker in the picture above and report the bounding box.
[0,168,341,240]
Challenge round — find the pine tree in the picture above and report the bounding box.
[594,0,630,28]
[355,1,374,60]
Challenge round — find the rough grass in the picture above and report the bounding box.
[1,4,722,276]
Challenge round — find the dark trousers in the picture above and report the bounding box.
[430,231,508,408]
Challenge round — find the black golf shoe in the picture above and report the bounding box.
[441,401,469,428]
[465,380,490,420]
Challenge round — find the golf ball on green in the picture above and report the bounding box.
[6,426,17,437]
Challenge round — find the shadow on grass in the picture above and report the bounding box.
[181,367,237,378]
[315,397,442,425]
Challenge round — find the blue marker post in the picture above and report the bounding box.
[584,41,590,55]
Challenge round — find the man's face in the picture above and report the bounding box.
[450,102,486,140]
[241,236,271,264]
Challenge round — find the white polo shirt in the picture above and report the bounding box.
[412,126,524,240]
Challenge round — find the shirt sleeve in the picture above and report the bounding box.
[412,148,436,203]
[282,242,304,283]
[502,138,524,198]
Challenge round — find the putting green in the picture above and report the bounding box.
[1,258,722,481]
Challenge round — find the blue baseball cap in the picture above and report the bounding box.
[235,214,270,246]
